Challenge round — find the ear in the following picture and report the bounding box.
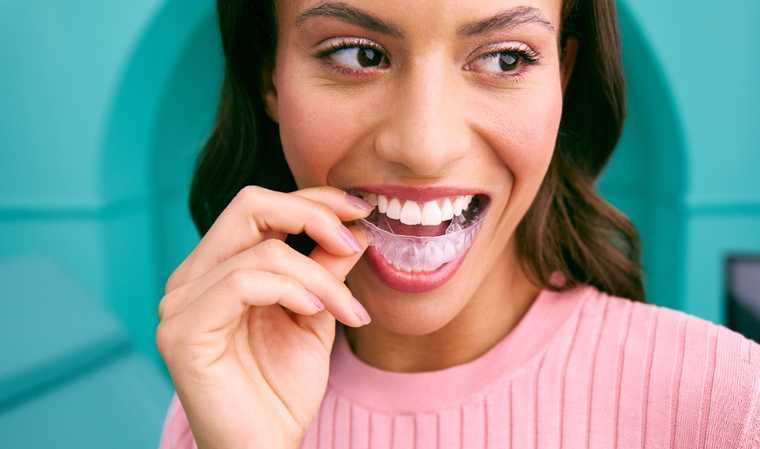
[261,65,279,123]
[560,37,578,93]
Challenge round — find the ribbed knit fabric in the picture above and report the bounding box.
[158,284,760,449]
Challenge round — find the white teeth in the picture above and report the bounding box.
[386,198,402,220]
[369,194,475,222]
[377,195,388,213]
[452,196,466,215]
[400,200,422,225]
[421,200,443,225]
[440,198,454,221]
[464,194,473,211]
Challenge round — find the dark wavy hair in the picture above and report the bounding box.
[189,0,646,302]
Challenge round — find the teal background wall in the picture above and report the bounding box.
[1,1,758,446]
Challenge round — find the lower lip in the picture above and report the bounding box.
[365,243,472,293]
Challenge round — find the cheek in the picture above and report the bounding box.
[480,87,563,185]
[275,79,362,187]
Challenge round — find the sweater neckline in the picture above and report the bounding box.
[328,284,592,413]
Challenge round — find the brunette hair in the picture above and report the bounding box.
[189,0,646,302]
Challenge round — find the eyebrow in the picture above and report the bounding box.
[296,2,404,37]
[295,2,556,38]
[458,5,556,36]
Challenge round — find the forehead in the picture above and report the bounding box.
[279,0,562,37]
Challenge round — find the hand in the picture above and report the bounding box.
[155,185,373,449]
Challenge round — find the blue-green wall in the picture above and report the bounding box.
[610,1,760,322]
[1,1,758,446]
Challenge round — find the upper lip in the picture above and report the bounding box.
[347,184,488,203]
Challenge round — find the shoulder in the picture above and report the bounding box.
[584,286,760,448]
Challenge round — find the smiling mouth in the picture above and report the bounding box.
[347,190,491,237]
[347,189,491,274]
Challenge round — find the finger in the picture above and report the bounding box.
[163,269,326,341]
[294,225,372,340]
[161,237,370,327]
[309,224,369,282]
[167,185,373,292]
[290,187,374,218]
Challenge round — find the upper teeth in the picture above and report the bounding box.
[359,193,474,226]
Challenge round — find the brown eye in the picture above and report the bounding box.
[356,48,385,67]
[321,45,389,71]
[498,52,519,71]
[466,42,541,79]
[474,50,526,75]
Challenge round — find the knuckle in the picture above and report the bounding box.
[157,287,183,322]
[280,276,303,295]
[236,185,264,206]
[223,268,256,292]
[164,260,192,295]
[259,238,289,258]
[164,271,180,295]
[155,321,176,356]
[157,298,168,321]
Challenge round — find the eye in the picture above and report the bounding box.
[467,43,541,79]
[315,37,390,75]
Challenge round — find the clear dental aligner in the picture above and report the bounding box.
[356,195,488,272]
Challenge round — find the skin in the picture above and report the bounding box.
[263,0,578,372]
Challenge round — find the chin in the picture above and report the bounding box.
[347,253,485,336]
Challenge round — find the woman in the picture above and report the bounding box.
[156,0,760,448]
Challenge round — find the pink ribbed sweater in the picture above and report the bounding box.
[158,284,760,449]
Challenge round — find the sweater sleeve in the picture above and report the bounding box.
[739,340,760,449]
[741,387,760,449]
[157,392,199,449]
[675,315,760,449]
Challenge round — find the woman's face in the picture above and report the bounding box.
[264,0,574,335]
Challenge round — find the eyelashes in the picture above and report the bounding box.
[470,44,541,79]
[314,38,389,76]
[313,37,542,81]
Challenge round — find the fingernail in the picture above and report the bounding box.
[351,296,371,325]
[338,225,363,253]
[346,194,374,211]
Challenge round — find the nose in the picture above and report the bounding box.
[373,53,470,178]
